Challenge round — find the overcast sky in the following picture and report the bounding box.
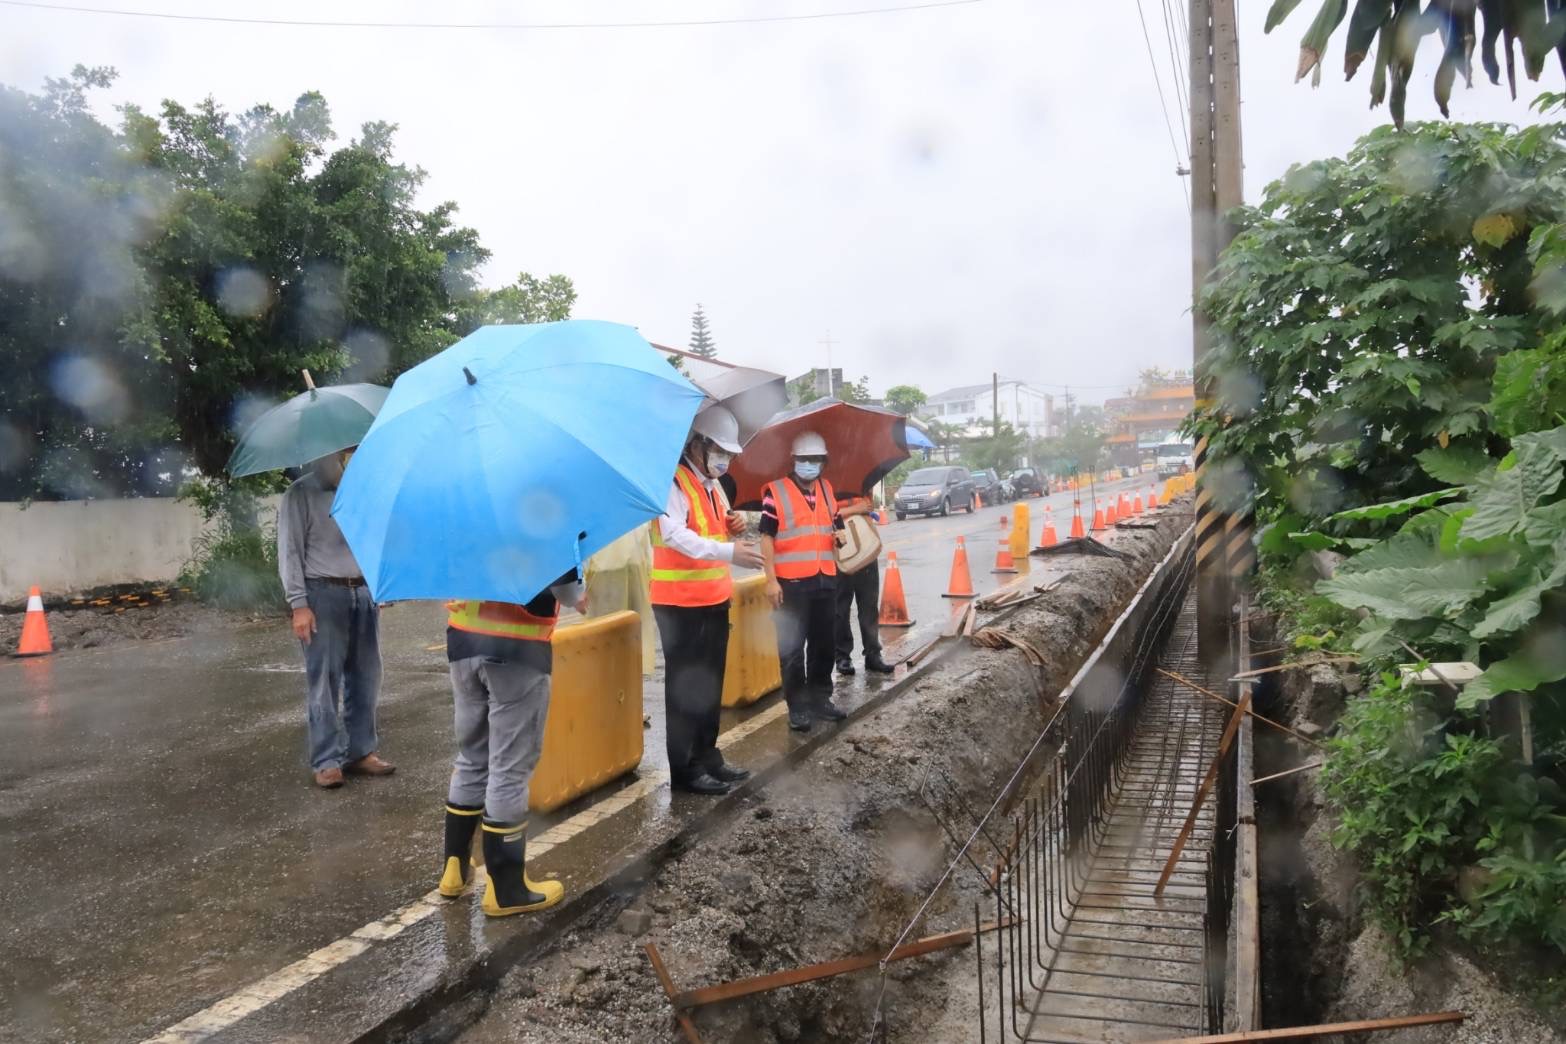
[1,0,1545,405]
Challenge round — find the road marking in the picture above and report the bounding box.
[139,692,791,1042]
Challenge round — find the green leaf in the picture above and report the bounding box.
[1522,501,1566,549]
[1319,557,1498,620]
[1289,531,1342,551]
[1416,445,1492,485]
[1460,653,1566,708]
[1266,0,1307,33]
[1461,442,1566,542]
[1471,573,1550,639]
[1328,488,1463,523]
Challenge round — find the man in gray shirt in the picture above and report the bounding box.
[278,449,394,789]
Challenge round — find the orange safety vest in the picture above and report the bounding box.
[766,477,838,580]
[649,464,733,607]
[446,599,557,642]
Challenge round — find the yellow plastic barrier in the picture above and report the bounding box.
[529,609,643,813]
[1010,502,1030,558]
[722,573,782,708]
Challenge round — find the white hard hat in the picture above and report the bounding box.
[691,405,743,454]
[791,431,828,457]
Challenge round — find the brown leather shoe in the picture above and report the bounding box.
[344,753,396,777]
[314,766,345,789]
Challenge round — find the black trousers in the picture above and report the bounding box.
[653,603,731,783]
[774,581,836,709]
[833,560,882,661]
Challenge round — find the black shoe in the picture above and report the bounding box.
[439,802,484,898]
[673,773,731,795]
[813,699,848,723]
[864,655,896,674]
[836,657,856,676]
[788,708,814,732]
[708,763,751,784]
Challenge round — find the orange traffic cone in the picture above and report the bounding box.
[1132,490,1144,515]
[877,506,889,527]
[1147,484,1159,510]
[975,491,984,510]
[1105,498,1118,525]
[1068,501,1086,540]
[942,537,975,598]
[1091,505,1107,532]
[1120,492,1133,519]
[877,552,915,627]
[1038,507,1058,548]
[992,516,1016,573]
[16,585,52,657]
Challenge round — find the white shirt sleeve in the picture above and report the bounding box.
[657,481,735,562]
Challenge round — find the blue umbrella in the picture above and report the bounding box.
[905,425,935,450]
[331,320,704,605]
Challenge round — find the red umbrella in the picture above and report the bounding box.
[728,398,910,509]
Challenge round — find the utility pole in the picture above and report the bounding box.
[819,331,838,397]
[1190,0,1245,665]
[992,372,1000,436]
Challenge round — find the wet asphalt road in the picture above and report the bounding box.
[0,474,1148,1043]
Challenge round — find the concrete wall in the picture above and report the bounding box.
[0,497,279,603]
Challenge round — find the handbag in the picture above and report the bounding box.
[835,513,882,575]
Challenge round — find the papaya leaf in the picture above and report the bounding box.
[1328,487,1463,523]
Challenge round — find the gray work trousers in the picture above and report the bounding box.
[447,656,552,824]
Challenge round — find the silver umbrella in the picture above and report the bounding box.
[694,366,788,447]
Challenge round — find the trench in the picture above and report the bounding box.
[393,509,1239,1044]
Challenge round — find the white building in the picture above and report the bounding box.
[918,381,1054,439]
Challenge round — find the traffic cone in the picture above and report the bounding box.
[1038,507,1058,548]
[1068,501,1086,539]
[1120,492,1133,519]
[16,586,52,657]
[992,516,1017,573]
[975,491,984,509]
[1091,504,1107,532]
[942,537,975,598]
[1132,490,1144,515]
[1148,484,1159,510]
[878,507,889,527]
[1105,498,1118,525]
[877,552,915,627]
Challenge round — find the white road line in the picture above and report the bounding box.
[139,697,790,1042]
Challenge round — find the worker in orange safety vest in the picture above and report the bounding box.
[761,431,848,733]
[650,405,765,795]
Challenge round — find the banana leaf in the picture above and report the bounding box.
[1347,0,1395,78]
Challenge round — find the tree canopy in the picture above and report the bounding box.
[0,67,572,500]
[883,384,927,415]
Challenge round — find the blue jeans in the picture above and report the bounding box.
[300,580,381,771]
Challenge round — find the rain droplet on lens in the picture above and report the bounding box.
[217,267,273,319]
[50,353,129,425]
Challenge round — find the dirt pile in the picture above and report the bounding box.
[454,506,1194,1044]
[0,585,263,653]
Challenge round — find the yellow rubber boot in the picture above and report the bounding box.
[438,803,483,898]
[480,819,564,917]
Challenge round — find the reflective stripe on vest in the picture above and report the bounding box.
[649,464,734,607]
[446,599,557,642]
[767,477,837,579]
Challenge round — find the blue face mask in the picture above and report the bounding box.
[706,451,731,479]
[795,460,822,482]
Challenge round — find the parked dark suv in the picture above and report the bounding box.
[893,466,976,519]
[1008,467,1043,498]
[969,468,1006,504]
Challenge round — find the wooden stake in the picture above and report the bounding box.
[301,368,316,391]
[1157,667,1326,750]
[1143,1009,1463,1042]
[1250,760,1324,786]
[663,921,1009,1011]
[1155,690,1250,896]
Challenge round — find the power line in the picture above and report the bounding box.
[1160,0,1191,154]
[0,0,986,30]
[1132,0,1190,207]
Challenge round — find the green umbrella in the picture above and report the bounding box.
[226,373,389,477]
